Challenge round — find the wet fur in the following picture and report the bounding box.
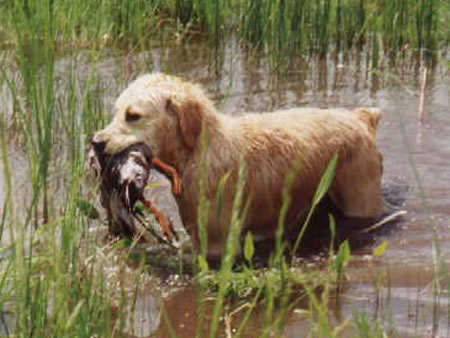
[93,73,386,257]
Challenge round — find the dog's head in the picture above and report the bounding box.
[91,73,216,161]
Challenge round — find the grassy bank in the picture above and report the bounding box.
[0,0,448,337]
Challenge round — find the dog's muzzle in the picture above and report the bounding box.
[91,134,107,154]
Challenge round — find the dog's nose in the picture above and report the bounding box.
[91,135,107,153]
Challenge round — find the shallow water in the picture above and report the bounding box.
[1,42,449,336]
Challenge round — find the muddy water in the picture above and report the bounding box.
[1,42,449,336]
[149,45,449,337]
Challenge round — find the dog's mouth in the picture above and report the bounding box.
[88,143,153,210]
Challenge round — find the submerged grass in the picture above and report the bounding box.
[184,153,361,337]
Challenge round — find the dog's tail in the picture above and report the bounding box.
[354,107,383,138]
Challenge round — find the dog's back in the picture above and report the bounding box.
[181,107,385,258]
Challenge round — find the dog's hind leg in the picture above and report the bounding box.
[329,149,385,218]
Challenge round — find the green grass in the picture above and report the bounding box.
[0,0,448,60]
[0,0,448,337]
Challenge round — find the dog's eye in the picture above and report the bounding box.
[125,110,141,122]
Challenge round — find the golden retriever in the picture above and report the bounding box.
[92,73,385,257]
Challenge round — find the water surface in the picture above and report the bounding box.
[1,42,449,336]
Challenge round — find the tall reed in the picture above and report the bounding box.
[0,0,447,336]
[0,1,131,336]
[0,0,446,61]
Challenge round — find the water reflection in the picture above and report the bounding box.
[1,42,449,336]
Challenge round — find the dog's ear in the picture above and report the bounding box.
[166,97,203,149]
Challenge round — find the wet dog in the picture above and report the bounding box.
[92,73,386,258]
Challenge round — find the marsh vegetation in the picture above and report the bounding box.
[0,0,449,337]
